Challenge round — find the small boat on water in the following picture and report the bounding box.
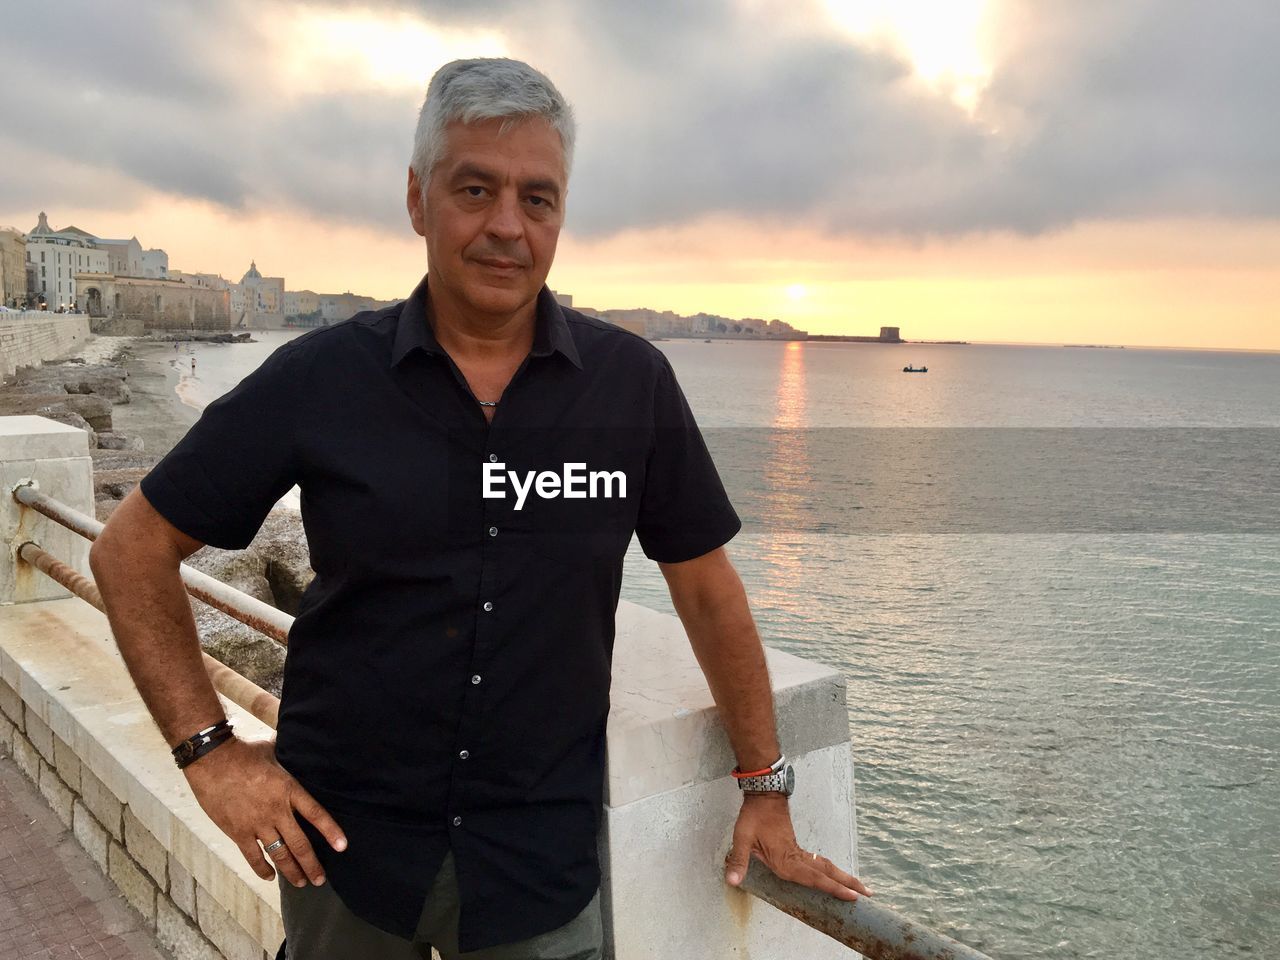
[903,365,928,373]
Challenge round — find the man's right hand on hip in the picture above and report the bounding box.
[181,737,348,887]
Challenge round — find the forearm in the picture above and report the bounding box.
[89,536,227,749]
[667,560,780,772]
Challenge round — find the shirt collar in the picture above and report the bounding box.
[390,273,583,371]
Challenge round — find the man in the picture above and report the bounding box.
[90,58,870,959]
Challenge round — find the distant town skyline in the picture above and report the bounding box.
[3,2,1277,351]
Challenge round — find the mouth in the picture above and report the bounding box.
[472,257,525,273]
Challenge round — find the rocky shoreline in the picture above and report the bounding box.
[2,333,304,697]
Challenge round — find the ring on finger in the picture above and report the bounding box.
[263,838,286,854]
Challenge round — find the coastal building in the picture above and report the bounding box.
[95,236,142,276]
[0,227,27,307]
[318,291,394,322]
[75,272,231,332]
[284,289,321,318]
[574,304,804,340]
[93,236,168,278]
[170,270,230,292]
[230,261,286,328]
[586,307,688,337]
[607,316,647,337]
[880,326,902,342]
[24,213,109,309]
[141,248,169,278]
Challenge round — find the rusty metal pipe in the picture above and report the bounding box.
[12,482,293,644]
[17,538,105,609]
[739,859,994,960]
[15,540,280,729]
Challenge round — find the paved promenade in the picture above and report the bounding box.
[0,752,170,960]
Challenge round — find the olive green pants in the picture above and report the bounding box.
[277,850,603,959]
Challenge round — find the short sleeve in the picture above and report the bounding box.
[634,356,742,563]
[139,341,308,550]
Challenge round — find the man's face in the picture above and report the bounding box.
[407,115,566,319]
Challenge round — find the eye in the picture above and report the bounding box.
[464,185,487,198]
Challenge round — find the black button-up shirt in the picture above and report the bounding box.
[138,274,741,951]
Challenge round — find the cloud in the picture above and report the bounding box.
[1,0,1276,241]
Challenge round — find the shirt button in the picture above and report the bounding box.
[488,453,498,462]
[471,674,482,685]
[452,816,463,827]
[488,526,498,537]
[459,749,470,760]
[482,601,493,612]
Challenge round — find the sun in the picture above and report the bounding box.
[787,284,808,301]
[821,0,993,112]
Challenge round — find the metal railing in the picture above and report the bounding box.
[12,480,287,729]
[10,480,996,960]
[740,860,993,959]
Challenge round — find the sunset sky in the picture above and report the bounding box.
[3,1,1276,350]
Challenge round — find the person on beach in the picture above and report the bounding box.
[88,58,870,960]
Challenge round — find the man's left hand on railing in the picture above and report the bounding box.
[724,794,872,901]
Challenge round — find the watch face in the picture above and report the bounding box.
[783,764,796,796]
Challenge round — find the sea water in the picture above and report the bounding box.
[170,331,1280,958]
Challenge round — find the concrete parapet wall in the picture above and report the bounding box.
[604,601,857,959]
[0,598,286,960]
[0,314,92,378]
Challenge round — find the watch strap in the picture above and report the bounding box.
[734,754,788,793]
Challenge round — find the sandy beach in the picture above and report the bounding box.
[109,338,202,458]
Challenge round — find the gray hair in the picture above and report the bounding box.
[410,58,576,192]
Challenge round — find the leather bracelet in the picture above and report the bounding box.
[172,720,235,769]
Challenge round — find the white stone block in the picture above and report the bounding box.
[81,763,124,840]
[603,600,859,960]
[608,601,849,806]
[0,416,94,604]
[197,883,265,960]
[157,896,224,960]
[73,798,110,871]
[24,704,54,762]
[38,758,74,827]
[13,731,40,781]
[170,854,197,918]
[125,804,170,889]
[109,839,158,926]
[0,679,23,727]
[53,731,81,791]
[603,742,856,960]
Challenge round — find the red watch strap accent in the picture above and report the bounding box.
[732,764,776,778]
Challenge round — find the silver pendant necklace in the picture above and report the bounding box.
[477,399,498,407]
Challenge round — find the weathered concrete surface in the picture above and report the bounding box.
[0,416,93,604]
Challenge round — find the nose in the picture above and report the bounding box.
[484,190,524,243]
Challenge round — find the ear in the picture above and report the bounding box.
[407,166,426,237]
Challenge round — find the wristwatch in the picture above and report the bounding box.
[733,754,796,797]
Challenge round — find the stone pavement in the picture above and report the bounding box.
[0,751,171,960]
